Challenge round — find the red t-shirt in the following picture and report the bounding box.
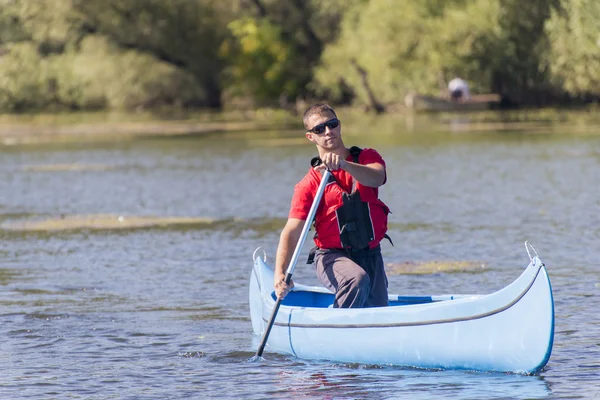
[289,148,389,249]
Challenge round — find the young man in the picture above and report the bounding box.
[273,103,391,308]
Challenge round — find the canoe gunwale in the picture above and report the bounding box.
[252,255,546,328]
[265,262,546,329]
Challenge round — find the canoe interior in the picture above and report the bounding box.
[277,290,457,308]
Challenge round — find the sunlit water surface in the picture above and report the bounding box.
[1,111,599,399]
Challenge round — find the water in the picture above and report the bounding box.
[1,112,599,399]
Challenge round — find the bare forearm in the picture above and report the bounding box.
[273,220,304,299]
[275,225,302,278]
[274,238,293,279]
[341,161,386,187]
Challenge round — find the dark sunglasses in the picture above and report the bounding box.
[308,118,340,134]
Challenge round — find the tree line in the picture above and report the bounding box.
[0,0,598,113]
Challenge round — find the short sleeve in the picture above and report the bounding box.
[288,171,318,220]
[358,148,385,167]
[358,148,386,184]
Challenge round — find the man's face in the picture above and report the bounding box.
[305,111,342,150]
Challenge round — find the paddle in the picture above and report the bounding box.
[254,157,331,358]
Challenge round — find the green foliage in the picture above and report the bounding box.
[314,0,490,105]
[0,43,52,111]
[489,0,559,103]
[545,0,600,97]
[50,36,206,110]
[72,0,229,107]
[0,3,29,44]
[0,0,224,111]
[219,0,358,106]
[314,0,566,107]
[0,36,206,112]
[220,17,299,104]
[1,0,599,112]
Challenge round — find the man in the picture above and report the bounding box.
[273,103,391,308]
[448,77,471,102]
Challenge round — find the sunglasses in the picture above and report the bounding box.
[307,118,340,135]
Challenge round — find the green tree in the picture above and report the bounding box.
[0,42,51,111]
[489,0,560,104]
[0,0,227,111]
[220,17,298,105]
[72,0,228,108]
[220,0,358,106]
[545,0,600,99]
[314,0,564,108]
[314,0,475,107]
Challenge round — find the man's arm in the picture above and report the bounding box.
[318,152,386,188]
[274,217,306,299]
[340,160,385,188]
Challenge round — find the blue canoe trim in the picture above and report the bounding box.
[530,274,555,374]
[265,264,546,330]
[288,309,298,358]
[392,296,434,304]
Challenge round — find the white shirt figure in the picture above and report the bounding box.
[448,77,471,101]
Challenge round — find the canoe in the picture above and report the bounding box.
[404,93,501,112]
[249,244,554,374]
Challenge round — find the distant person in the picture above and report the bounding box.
[448,77,471,102]
[273,103,391,308]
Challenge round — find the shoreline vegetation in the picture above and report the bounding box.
[1,1,599,117]
[1,105,599,146]
[0,108,298,144]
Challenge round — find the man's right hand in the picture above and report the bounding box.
[274,274,294,299]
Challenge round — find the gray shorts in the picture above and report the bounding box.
[314,246,388,308]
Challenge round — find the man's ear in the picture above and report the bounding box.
[305,132,316,143]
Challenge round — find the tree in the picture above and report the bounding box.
[72,0,228,107]
[545,0,600,99]
[220,0,358,106]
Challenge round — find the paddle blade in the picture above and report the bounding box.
[246,355,265,363]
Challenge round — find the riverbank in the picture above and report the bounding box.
[0,109,298,145]
[1,106,599,146]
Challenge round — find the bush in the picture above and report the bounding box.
[545,0,600,99]
[0,36,208,112]
[0,43,53,111]
[51,36,207,110]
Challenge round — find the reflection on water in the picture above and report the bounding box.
[1,110,600,399]
[22,163,117,172]
[270,366,552,400]
[0,268,22,285]
[223,348,553,399]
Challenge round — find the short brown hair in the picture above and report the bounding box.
[303,103,337,130]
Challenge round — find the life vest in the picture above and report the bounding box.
[336,146,376,249]
[307,147,392,262]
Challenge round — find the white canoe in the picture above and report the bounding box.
[249,245,554,374]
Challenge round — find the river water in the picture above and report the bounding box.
[1,111,599,399]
